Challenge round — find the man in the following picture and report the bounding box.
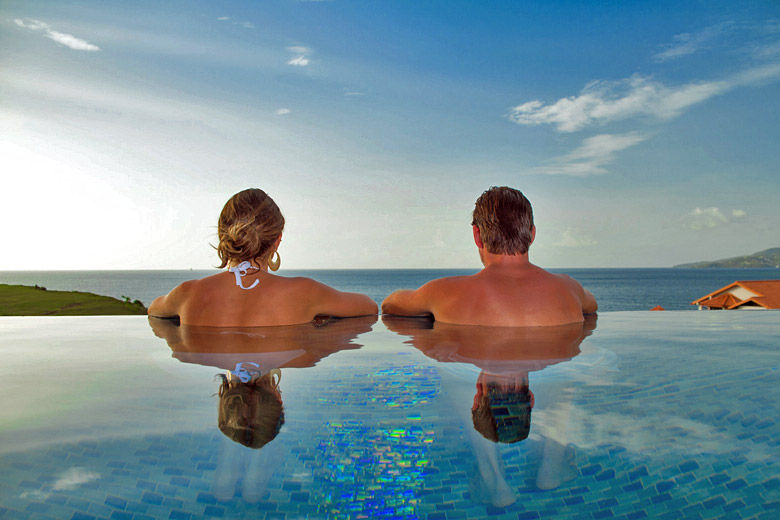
[382,186,597,326]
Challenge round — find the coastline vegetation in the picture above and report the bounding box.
[675,247,780,268]
[0,284,147,316]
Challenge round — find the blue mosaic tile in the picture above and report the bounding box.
[622,482,642,492]
[628,467,648,481]
[140,492,163,505]
[136,480,156,491]
[702,496,726,510]
[203,505,225,517]
[650,493,672,504]
[675,473,695,486]
[24,503,50,514]
[109,512,133,520]
[761,478,780,490]
[195,492,217,505]
[723,500,746,512]
[594,470,616,481]
[169,477,190,487]
[708,473,729,486]
[104,496,127,510]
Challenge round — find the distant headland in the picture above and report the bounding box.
[0,284,148,316]
[675,247,780,268]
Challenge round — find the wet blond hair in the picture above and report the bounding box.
[216,189,285,269]
[217,372,284,449]
[472,186,534,255]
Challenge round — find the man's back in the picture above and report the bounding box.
[380,186,597,326]
[383,263,595,326]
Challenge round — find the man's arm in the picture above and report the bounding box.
[581,288,598,314]
[381,283,436,317]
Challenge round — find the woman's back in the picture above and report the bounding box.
[168,271,376,326]
[148,188,377,326]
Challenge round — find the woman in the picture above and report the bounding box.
[148,188,377,326]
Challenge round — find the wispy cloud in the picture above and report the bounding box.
[216,16,254,29]
[552,228,597,247]
[52,467,100,490]
[685,207,747,230]
[508,64,780,133]
[287,45,312,66]
[14,19,100,52]
[275,108,291,115]
[19,466,100,500]
[653,23,732,62]
[534,132,648,176]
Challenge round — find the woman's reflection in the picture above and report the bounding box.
[384,315,596,507]
[149,315,377,502]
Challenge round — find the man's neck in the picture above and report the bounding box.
[480,249,532,269]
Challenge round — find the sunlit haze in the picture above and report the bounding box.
[2,1,779,270]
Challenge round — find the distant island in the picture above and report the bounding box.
[675,247,780,268]
[0,284,148,316]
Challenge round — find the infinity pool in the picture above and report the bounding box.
[1,312,778,519]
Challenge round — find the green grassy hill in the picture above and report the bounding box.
[0,284,148,316]
[675,247,780,268]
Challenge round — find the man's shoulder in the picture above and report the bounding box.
[421,273,477,292]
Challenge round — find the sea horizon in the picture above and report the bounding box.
[2,267,779,313]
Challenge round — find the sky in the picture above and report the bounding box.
[2,0,779,270]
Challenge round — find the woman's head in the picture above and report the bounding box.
[216,189,285,269]
[217,370,284,449]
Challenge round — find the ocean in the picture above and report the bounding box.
[1,268,779,312]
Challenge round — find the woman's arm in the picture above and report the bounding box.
[306,280,378,318]
[148,281,192,318]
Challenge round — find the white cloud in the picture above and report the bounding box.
[239,21,255,29]
[275,108,291,115]
[217,16,230,21]
[552,228,597,247]
[287,55,309,66]
[287,45,312,66]
[287,46,310,54]
[14,18,100,52]
[534,132,648,176]
[653,23,732,62]
[52,467,100,491]
[508,64,780,132]
[46,31,101,51]
[508,75,732,132]
[686,207,747,230]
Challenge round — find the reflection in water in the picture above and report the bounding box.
[149,315,377,502]
[216,369,284,450]
[384,315,596,507]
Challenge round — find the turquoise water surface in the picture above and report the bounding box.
[1,311,779,519]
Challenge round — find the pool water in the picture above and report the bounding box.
[1,311,779,519]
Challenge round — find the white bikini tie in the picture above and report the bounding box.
[229,261,260,290]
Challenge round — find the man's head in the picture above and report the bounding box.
[472,186,534,255]
[471,375,534,444]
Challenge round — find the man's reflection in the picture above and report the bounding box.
[149,315,377,502]
[384,315,596,507]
